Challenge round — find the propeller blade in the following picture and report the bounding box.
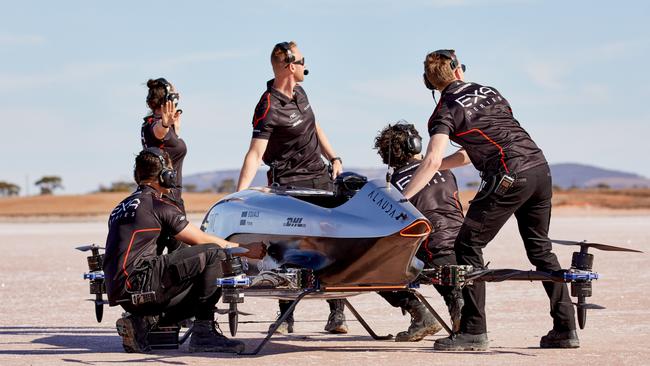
[228,303,239,337]
[95,301,104,323]
[85,299,109,305]
[75,244,105,252]
[215,308,252,316]
[550,239,643,253]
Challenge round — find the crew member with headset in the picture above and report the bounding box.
[103,148,265,354]
[374,122,465,342]
[141,78,187,254]
[235,41,347,334]
[402,49,578,351]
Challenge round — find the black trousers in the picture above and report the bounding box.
[378,253,458,309]
[122,244,223,324]
[456,164,575,334]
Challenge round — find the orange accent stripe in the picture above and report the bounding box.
[452,190,461,210]
[253,93,271,128]
[322,286,408,291]
[455,128,510,174]
[400,220,432,238]
[122,228,160,289]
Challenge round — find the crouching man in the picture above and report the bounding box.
[103,147,265,353]
[374,122,464,341]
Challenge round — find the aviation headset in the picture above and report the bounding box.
[276,42,296,64]
[137,147,177,188]
[275,42,309,75]
[423,49,461,91]
[393,122,422,155]
[147,78,179,107]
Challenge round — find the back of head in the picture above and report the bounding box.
[374,122,422,168]
[133,148,171,184]
[424,49,459,90]
[146,78,172,110]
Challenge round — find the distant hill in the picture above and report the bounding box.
[184,163,650,191]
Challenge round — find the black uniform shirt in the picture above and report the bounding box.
[428,81,547,177]
[392,162,464,257]
[141,115,187,187]
[251,80,326,183]
[103,185,189,305]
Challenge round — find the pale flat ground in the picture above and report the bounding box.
[0,213,648,366]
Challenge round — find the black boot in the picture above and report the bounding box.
[324,299,348,334]
[434,332,489,351]
[443,289,464,333]
[115,313,154,353]
[189,320,245,353]
[269,300,295,334]
[540,329,580,348]
[395,299,443,342]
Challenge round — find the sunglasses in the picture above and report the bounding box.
[286,57,305,67]
[459,64,467,72]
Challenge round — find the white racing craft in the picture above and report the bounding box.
[79,172,643,354]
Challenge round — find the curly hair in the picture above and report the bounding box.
[374,123,422,168]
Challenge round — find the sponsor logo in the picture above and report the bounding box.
[291,119,303,127]
[454,86,503,117]
[239,211,259,226]
[303,104,311,111]
[367,190,409,221]
[109,197,141,225]
[283,217,306,228]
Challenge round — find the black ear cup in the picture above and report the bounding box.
[393,123,422,155]
[423,73,436,90]
[143,147,177,188]
[407,133,422,154]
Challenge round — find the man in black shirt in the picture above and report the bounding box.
[104,148,265,353]
[374,122,464,341]
[236,41,347,334]
[403,50,577,350]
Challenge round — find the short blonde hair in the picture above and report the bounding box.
[271,41,298,67]
[424,50,458,90]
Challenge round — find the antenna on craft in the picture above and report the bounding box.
[385,124,393,189]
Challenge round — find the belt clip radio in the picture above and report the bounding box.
[494,174,515,195]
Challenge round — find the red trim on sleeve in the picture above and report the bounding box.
[455,128,510,174]
[253,93,271,128]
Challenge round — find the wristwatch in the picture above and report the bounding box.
[330,157,342,164]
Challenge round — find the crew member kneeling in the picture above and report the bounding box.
[103,148,265,353]
[374,122,464,341]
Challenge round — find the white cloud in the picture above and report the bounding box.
[0,34,45,45]
[348,75,431,106]
[154,50,249,70]
[523,62,569,90]
[0,63,125,90]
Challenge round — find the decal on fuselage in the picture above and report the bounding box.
[367,190,409,221]
[283,217,306,228]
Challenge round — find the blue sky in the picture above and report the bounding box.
[2,0,648,194]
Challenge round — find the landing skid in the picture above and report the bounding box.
[241,288,452,355]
